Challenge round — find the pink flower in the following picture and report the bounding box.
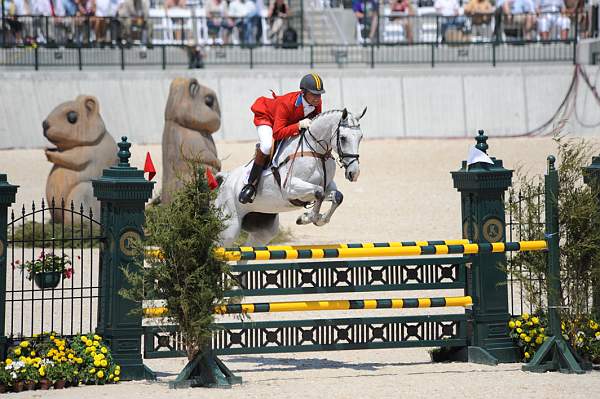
[63,268,74,279]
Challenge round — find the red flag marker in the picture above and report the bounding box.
[144,152,156,181]
[206,168,218,190]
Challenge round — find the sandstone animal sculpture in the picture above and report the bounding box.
[162,78,221,204]
[44,95,117,224]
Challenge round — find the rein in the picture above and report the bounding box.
[272,115,360,202]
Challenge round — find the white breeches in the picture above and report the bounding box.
[257,125,273,155]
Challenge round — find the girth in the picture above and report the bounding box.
[271,150,331,207]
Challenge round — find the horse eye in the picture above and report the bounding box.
[67,111,78,124]
[205,95,215,108]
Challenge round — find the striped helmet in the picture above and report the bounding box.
[300,73,325,95]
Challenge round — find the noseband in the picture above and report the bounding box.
[334,118,360,170]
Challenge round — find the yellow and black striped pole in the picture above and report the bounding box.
[143,295,473,317]
[146,239,471,260]
[219,240,548,262]
[220,239,471,253]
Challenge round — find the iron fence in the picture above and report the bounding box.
[0,40,578,69]
[5,198,104,339]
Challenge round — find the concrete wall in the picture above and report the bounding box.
[0,65,599,149]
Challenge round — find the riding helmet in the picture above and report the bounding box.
[300,73,325,95]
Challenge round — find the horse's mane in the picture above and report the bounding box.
[312,109,344,121]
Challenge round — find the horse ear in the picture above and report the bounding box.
[358,106,367,120]
[342,108,348,120]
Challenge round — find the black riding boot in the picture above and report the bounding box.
[238,148,269,204]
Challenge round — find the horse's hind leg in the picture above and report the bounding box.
[246,215,280,246]
[314,190,344,226]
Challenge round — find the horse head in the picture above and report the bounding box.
[336,107,365,182]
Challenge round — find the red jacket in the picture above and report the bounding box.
[251,91,322,141]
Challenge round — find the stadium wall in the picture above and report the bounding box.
[0,65,599,149]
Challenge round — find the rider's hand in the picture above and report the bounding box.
[299,118,311,130]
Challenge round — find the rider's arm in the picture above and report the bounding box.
[272,101,300,141]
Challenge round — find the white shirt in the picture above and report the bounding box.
[434,0,459,16]
[32,0,65,16]
[302,96,315,117]
[228,0,246,17]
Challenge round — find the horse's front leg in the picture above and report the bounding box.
[313,181,344,227]
[283,177,325,225]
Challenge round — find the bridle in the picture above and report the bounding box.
[273,113,361,203]
[302,115,361,171]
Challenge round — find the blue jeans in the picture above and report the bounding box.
[440,16,466,41]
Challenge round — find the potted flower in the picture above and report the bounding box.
[0,362,12,393]
[17,251,74,289]
[5,359,25,392]
[20,362,39,390]
[46,361,70,389]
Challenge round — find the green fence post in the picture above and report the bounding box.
[92,137,155,380]
[522,156,585,373]
[451,130,519,365]
[0,174,17,359]
[582,154,600,317]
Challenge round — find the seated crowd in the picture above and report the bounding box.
[0,0,293,46]
[1,0,597,46]
[353,0,595,43]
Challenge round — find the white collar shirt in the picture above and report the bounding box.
[302,95,315,117]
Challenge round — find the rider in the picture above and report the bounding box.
[238,73,325,204]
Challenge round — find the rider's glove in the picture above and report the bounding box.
[298,118,311,131]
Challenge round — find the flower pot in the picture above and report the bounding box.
[38,378,52,390]
[0,384,7,393]
[24,380,35,391]
[54,380,66,389]
[33,272,62,290]
[12,381,24,393]
[68,377,80,387]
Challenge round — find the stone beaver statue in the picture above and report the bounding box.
[162,78,221,204]
[44,95,117,224]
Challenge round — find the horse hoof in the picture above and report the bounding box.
[296,214,310,225]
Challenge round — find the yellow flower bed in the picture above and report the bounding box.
[0,332,121,391]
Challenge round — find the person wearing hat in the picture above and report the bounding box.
[238,73,326,204]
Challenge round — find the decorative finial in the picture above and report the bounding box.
[118,136,131,167]
[475,130,488,154]
[547,155,556,172]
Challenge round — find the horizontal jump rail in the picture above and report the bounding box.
[219,240,548,261]
[143,295,473,317]
[220,239,471,252]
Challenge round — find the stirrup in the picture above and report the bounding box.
[238,184,257,204]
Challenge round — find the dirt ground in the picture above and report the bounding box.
[1,136,600,398]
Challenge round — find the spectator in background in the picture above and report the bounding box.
[227,0,247,44]
[352,0,379,43]
[32,0,68,44]
[3,0,30,44]
[242,0,258,46]
[165,0,185,8]
[267,0,288,45]
[206,0,227,44]
[463,0,493,38]
[74,0,95,44]
[503,0,536,40]
[434,0,466,41]
[537,0,570,40]
[95,0,113,45]
[390,0,414,43]
[117,0,153,45]
[564,0,588,38]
